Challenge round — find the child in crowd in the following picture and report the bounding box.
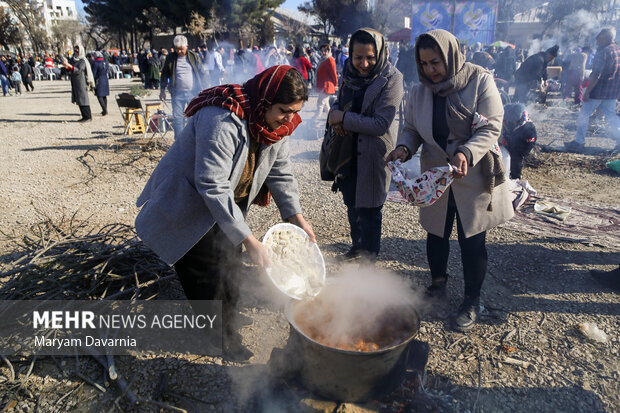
[10,67,22,96]
[501,103,537,179]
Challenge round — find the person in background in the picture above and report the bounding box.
[563,48,587,104]
[327,28,404,262]
[135,66,314,361]
[62,45,95,122]
[20,60,34,92]
[292,46,312,87]
[471,49,495,71]
[10,66,22,96]
[148,51,161,90]
[501,103,537,179]
[160,35,207,138]
[565,28,620,153]
[337,47,349,72]
[388,29,513,332]
[208,46,226,86]
[314,43,338,120]
[494,46,517,91]
[513,45,559,103]
[92,51,110,116]
[0,56,11,96]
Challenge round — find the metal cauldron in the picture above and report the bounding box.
[284,300,420,402]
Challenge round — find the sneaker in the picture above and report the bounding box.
[589,266,620,292]
[564,140,585,153]
[451,299,480,332]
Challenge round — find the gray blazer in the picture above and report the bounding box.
[135,106,302,265]
[336,63,404,208]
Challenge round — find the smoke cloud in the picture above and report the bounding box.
[290,266,422,351]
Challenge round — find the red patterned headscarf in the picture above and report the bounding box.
[184,65,302,145]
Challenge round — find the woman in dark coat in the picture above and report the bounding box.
[147,51,161,90]
[326,28,404,262]
[91,51,110,116]
[62,45,95,122]
[19,61,34,92]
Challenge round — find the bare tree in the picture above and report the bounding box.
[5,0,49,53]
[280,15,310,44]
[51,20,83,54]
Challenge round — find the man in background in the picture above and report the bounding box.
[565,28,620,153]
[160,35,206,138]
[514,45,559,103]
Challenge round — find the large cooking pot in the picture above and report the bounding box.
[284,300,420,402]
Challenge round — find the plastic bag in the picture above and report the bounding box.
[606,159,620,174]
[388,161,455,207]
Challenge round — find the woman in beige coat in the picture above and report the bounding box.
[387,30,513,332]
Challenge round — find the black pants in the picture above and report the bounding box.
[24,78,34,91]
[174,224,241,334]
[507,141,535,180]
[426,190,487,300]
[78,105,92,120]
[338,175,383,256]
[97,96,107,114]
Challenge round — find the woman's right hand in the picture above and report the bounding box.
[386,146,409,163]
[242,235,271,268]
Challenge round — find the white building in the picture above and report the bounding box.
[38,0,79,31]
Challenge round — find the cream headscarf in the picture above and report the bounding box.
[415,29,486,97]
[76,45,95,87]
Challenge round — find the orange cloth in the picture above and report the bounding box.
[316,56,338,94]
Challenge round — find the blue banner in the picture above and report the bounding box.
[453,2,498,45]
[410,2,453,44]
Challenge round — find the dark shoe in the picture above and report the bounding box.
[101,111,107,116]
[339,247,362,262]
[77,118,92,123]
[564,140,585,153]
[451,299,480,332]
[590,266,620,292]
[425,283,447,300]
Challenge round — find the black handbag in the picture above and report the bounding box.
[319,121,338,181]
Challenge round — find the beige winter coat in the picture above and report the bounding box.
[398,71,514,238]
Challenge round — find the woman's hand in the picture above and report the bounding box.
[386,146,409,163]
[287,214,316,243]
[451,152,468,178]
[328,109,344,126]
[242,235,271,267]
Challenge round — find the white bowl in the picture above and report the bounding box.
[262,223,326,300]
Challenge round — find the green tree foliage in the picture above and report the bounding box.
[219,0,284,47]
[298,0,371,42]
[0,7,23,50]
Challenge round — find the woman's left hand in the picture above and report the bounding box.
[328,109,344,126]
[451,152,468,178]
[288,214,316,243]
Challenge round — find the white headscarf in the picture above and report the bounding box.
[76,45,95,87]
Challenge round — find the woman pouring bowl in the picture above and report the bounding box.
[135,65,315,360]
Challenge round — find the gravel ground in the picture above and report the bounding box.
[0,79,619,413]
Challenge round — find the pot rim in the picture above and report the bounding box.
[285,300,420,355]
